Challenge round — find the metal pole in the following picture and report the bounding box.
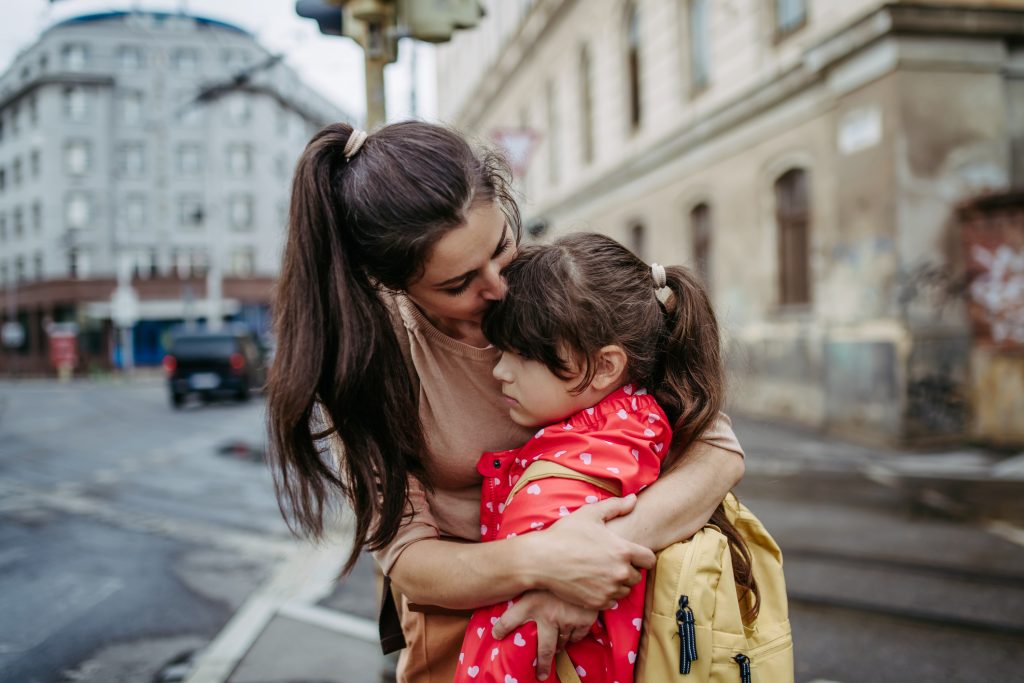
[364,20,388,128]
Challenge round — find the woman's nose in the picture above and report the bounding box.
[479,263,507,301]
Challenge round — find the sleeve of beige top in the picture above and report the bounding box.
[372,474,441,575]
[698,411,745,458]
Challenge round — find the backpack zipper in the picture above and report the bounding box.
[733,653,751,683]
[676,595,698,674]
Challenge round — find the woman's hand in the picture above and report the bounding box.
[492,590,598,681]
[525,494,656,610]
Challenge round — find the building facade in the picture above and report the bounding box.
[436,0,1024,445]
[0,11,346,373]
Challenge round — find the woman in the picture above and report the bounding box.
[266,122,744,682]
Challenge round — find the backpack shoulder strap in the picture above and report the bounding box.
[506,460,622,506]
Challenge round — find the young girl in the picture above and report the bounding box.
[454,233,757,683]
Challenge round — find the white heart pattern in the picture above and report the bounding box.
[628,651,637,664]
[491,616,499,625]
[554,450,566,458]
[586,407,595,414]
[631,449,640,460]
[636,388,647,395]
[480,525,487,536]
[505,676,517,683]
[562,423,573,430]
[580,453,592,465]
[477,627,485,638]
[576,666,587,677]
[460,653,465,663]
[606,466,620,474]
[631,398,638,411]
[498,503,506,513]
[648,413,659,423]
[491,648,499,661]
[559,506,570,516]
[624,384,634,395]
[644,428,656,438]
[468,666,480,678]
[654,443,664,453]
[585,495,599,504]
[514,633,527,647]
[526,484,541,495]
[530,522,544,530]
[633,617,642,630]
[535,428,544,437]
[485,502,493,511]
[616,409,629,420]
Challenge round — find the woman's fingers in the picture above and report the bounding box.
[534,620,558,681]
[589,492,638,522]
[491,599,527,641]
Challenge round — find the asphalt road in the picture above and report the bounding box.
[0,377,292,683]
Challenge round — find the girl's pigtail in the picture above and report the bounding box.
[267,125,428,574]
[656,266,759,621]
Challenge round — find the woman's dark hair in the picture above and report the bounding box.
[267,121,519,573]
[482,232,759,620]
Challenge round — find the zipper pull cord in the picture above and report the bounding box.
[676,595,698,674]
[734,653,751,683]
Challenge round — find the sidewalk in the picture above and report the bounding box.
[181,415,1024,683]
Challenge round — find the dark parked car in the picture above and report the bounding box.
[163,329,267,408]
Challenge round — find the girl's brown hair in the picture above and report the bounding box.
[267,121,519,573]
[482,232,759,620]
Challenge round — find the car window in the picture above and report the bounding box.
[172,336,238,358]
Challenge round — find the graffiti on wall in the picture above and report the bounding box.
[960,201,1024,348]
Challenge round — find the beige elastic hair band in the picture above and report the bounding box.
[650,263,667,289]
[344,129,368,161]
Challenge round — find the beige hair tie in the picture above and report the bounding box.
[344,129,368,161]
[650,263,667,289]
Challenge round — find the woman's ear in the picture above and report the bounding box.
[590,345,628,391]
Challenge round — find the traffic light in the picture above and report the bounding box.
[399,0,485,43]
[295,0,344,36]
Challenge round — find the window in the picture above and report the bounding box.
[172,48,199,72]
[118,91,144,125]
[175,249,208,279]
[229,195,253,230]
[546,79,560,185]
[775,0,807,39]
[117,143,145,177]
[15,256,25,282]
[118,45,144,70]
[13,207,24,238]
[10,102,19,135]
[226,94,251,124]
[689,0,711,93]
[775,168,811,306]
[32,202,41,233]
[0,213,5,240]
[0,167,4,191]
[120,195,147,232]
[65,141,91,176]
[33,252,42,280]
[12,158,22,185]
[230,247,255,276]
[690,203,712,290]
[179,195,204,229]
[64,86,89,121]
[226,144,253,176]
[625,2,642,130]
[62,44,89,71]
[65,192,92,229]
[579,44,595,165]
[629,222,646,260]
[30,149,40,178]
[27,95,38,126]
[177,144,203,175]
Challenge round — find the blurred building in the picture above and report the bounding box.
[0,10,346,373]
[437,0,1024,446]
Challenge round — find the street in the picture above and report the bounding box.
[0,378,294,683]
[1,378,1022,682]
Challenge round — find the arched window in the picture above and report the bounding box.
[775,169,811,305]
[629,222,646,260]
[579,44,595,165]
[626,3,642,130]
[688,0,711,92]
[690,202,712,290]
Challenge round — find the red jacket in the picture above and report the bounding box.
[455,385,670,683]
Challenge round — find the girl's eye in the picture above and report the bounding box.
[445,281,471,296]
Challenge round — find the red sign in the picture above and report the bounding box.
[48,331,78,370]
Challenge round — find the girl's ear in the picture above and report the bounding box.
[590,345,628,391]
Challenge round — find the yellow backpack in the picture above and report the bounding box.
[510,461,794,683]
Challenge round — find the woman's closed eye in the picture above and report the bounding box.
[445,280,472,296]
[443,238,513,297]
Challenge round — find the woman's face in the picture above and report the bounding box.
[405,201,515,327]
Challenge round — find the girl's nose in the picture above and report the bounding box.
[492,354,511,382]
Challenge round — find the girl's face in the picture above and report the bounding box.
[492,351,598,428]
[405,201,515,328]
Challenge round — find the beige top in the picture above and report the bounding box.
[373,294,744,574]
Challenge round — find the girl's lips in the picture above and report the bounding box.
[502,395,519,407]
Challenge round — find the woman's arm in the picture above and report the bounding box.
[388,493,655,610]
[606,440,744,550]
